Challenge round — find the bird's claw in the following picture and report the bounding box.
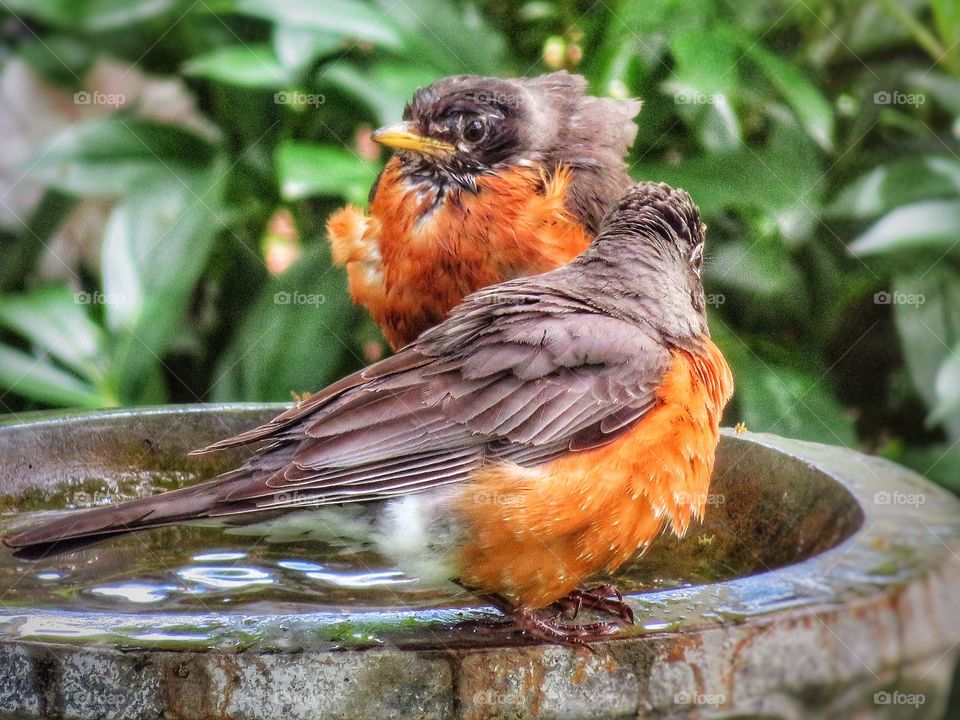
[507,608,622,648]
[554,584,635,624]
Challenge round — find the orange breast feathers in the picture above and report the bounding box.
[455,339,734,609]
[327,160,591,349]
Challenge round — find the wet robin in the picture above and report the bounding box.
[328,70,641,349]
[5,182,733,643]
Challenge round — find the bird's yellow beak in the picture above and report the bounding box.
[372,122,455,156]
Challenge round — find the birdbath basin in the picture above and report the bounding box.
[0,404,958,719]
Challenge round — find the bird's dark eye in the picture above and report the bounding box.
[463,118,486,143]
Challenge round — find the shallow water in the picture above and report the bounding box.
[0,473,744,616]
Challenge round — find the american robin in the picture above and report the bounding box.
[5,182,733,643]
[328,70,641,349]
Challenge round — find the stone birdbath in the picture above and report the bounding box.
[0,404,957,719]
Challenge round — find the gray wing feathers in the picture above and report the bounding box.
[3,288,669,549]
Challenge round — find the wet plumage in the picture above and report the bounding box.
[328,71,641,349]
[5,182,733,638]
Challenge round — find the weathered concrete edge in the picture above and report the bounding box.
[1,551,957,720]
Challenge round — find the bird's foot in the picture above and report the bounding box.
[554,584,635,624]
[508,608,622,647]
[469,588,626,647]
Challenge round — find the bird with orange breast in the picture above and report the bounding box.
[5,182,732,643]
[328,71,641,350]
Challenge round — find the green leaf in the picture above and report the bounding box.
[669,24,738,100]
[372,0,510,75]
[610,0,711,33]
[2,0,183,32]
[898,442,960,492]
[211,248,356,401]
[849,200,960,255]
[907,71,960,115]
[932,0,960,53]
[18,35,93,85]
[320,61,437,126]
[28,118,216,196]
[713,322,857,446]
[273,26,344,72]
[707,238,804,303]
[847,0,918,54]
[183,45,292,88]
[233,0,403,48]
[0,344,106,409]
[665,28,742,152]
[101,163,226,403]
[828,156,960,219]
[698,95,741,152]
[637,124,822,242]
[745,43,834,151]
[893,268,960,440]
[0,191,75,292]
[932,0,960,34]
[930,345,960,424]
[0,286,106,382]
[276,141,380,204]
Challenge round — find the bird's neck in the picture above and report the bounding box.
[366,159,591,347]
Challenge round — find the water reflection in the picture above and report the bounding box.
[192,551,247,562]
[177,566,273,590]
[279,560,413,588]
[89,582,179,603]
[0,499,751,617]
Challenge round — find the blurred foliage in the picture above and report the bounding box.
[0,0,959,492]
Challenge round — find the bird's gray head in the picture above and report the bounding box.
[583,182,710,343]
[372,71,641,194]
